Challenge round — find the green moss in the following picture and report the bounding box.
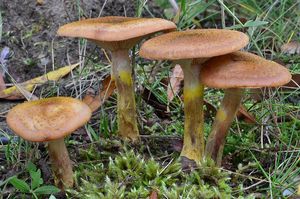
[68,150,232,198]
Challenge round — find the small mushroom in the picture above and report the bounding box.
[201,51,292,166]
[57,16,176,142]
[140,29,249,164]
[6,97,92,189]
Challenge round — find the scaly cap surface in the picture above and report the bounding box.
[201,51,292,88]
[7,97,92,142]
[57,16,176,42]
[139,29,249,60]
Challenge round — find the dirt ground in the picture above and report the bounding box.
[0,0,163,82]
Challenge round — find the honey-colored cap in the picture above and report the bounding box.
[201,51,292,89]
[139,29,249,60]
[57,16,176,42]
[7,97,92,142]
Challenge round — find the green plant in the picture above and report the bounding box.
[69,150,232,198]
[8,162,60,199]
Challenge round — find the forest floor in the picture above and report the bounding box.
[0,0,300,198]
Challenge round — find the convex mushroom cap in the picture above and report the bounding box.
[7,97,92,142]
[57,16,176,49]
[201,51,292,88]
[139,29,249,60]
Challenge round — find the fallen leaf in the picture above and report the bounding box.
[142,88,170,119]
[236,105,256,124]
[149,190,158,199]
[83,75,116,112]
[281,41,300,55]
[0,75,5,91]
[284,74,300,89]
[204,99,256,124]
[167,64,184,102]
[36,0,44,5]
[0,63,79,99]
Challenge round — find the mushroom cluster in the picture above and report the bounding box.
[139,29,249,165]
[139,29,291,166]
[5,15,292,192]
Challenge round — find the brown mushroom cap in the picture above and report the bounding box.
[139,29,249,60]
[201,51,292,89]
[57,16,176,42]
[7,97,92,142]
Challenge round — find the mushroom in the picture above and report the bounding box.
[139,29,249,164]
[57,16,176,142]
[201,51,292,166]
[6,97,92,189]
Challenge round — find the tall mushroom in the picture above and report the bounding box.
[201,51,292,166]
[6,97,92,189]
[57,16,176,142]
[139,29,249,164]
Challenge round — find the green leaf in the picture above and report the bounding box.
[244,20,269,27]
[30,169,43,190]
[26,161,37,172]
[9,177,30,193]
[49,195,57,199]
[227,20,268,29]
[34,185,60,195]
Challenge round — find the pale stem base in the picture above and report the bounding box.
[48,138,73,189]
[205,88,244,166]
[111,49,140,142]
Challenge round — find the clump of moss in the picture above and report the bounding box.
[69,150,232,198]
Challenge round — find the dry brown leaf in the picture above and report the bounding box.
[167,64,184,102]
[204,99,255,124]
[83,75,116,112]
[36,0,44,5]
[149,190,158,199]
[0,63,79,100]
[281,41,300,55]
[284,74,300,89]
[236,104,256,124]
[142,88,171,119]
[0,75,6,91]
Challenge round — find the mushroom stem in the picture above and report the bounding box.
[179,60,204,162]
[111,49,139,142]
[205,88,244,166]
[47,138,73,189]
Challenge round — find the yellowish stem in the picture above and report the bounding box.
[179,60,204,162]
[47,138,73,190]
[111,50,140,142]
[205,88,244,166]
